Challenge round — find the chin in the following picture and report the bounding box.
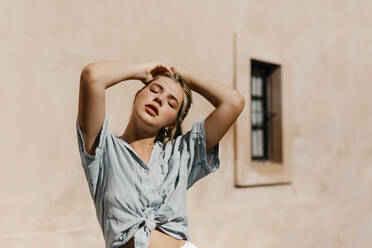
[135,108,160,127]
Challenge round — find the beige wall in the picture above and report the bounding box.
[1,0,371,247]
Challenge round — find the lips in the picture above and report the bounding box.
[145,104,159,116]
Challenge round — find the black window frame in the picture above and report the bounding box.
[251,59,278,161]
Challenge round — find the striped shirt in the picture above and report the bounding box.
[76,114,220,248]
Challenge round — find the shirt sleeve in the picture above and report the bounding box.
[76,114,109,201]
[181,118,221,190]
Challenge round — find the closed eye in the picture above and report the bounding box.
[150,86,177,108]
[150,89,175,108]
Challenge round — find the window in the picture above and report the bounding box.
[251,59,282,163]
[234,32,290,187]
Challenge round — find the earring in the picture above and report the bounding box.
[164,128,169,136]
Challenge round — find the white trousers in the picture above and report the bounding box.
[180,241,197,248]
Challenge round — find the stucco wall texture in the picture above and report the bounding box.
[1,0,371,247]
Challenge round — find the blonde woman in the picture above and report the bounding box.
[76,61,245,248]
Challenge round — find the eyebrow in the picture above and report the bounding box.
[152,83,179,105]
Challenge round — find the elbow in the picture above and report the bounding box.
[80,64,98,85]
[220,92,245,112]
[230,92,246,111]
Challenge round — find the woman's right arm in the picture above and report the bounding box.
[82,60,148,89]
[77,61,144,156]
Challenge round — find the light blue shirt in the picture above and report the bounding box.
[76,115,220,248]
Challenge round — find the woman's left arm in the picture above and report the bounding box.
[174,67,246,153]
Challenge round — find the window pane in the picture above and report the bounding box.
[251,99,263,126]
[252,129,264,157]
[251,69,263,97]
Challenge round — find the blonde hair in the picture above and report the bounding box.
[135,71,193,145]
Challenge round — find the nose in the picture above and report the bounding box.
[154,96,162,106]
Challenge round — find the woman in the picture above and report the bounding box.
[76,61,245,248]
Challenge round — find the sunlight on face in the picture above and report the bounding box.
[148,76,183,111]
[133,76,184,129]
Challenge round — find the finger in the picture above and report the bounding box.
[170,66,178,74]
[153,65,173,75]
[145,73,153,83]
[164,66,174,74]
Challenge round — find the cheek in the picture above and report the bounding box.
[135,91,150,104]
[139,90,151,100]
[163,108,177,121]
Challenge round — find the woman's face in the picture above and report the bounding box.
[133,76,184,131]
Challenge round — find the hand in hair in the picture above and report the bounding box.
[170,66,179,75]
[138,62,174,85]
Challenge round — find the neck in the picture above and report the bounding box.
[120,118,158,154]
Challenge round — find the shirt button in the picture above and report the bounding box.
[157,216,168,223]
